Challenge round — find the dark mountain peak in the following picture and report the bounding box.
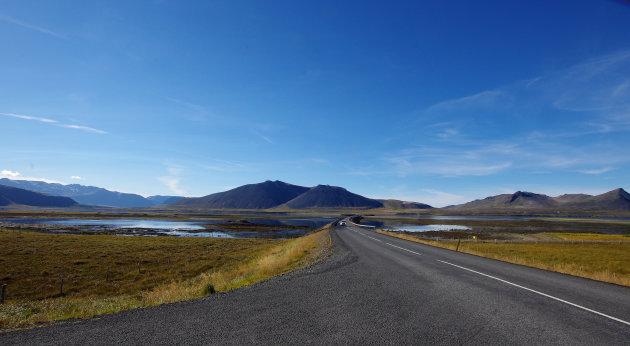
[171,181,309,209]
[0,184,78,207]
[312,184,345,191]
[284,184,382,209]
[612,188,629,197]
[510,191,527,202]
[377,199,434,210]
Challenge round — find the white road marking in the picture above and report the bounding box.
[348,225,630,327]
[385,242,423,256]
[437,260,630,327]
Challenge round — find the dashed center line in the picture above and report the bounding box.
[384,242,422,256]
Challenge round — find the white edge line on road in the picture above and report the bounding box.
[347,224,630,327]
[437,260,630,327]
[349,228,383,243]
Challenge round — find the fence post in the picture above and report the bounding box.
[105,266,110,282]
[1,284,6,304]
[60,279,64,296]
[138,261,141,274]
[455,239,461,252]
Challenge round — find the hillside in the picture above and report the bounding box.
[445,188,630,213]
[172,180,309,209]
[146,195,184,206]
[553,194,592,204]
[0,179,179,207]
[449,191,556,210]
[283,185,383,209]
[377,199,433,210]
[563,188,630,210]
[0,184,78,207]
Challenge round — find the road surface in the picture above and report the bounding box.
[2,220,630,344]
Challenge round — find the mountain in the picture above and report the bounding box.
[172,180,309,209]
[147,195,184,206]
[562,188,630,210]
[553,194,592,204]
[0,179,180,207]
[283,185,383,209]
[446,188,630,212]
[0,184,78,207]
[377,199,433,209]
[450,191,556,210]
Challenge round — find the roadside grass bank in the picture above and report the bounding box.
[0,225,331,330]
[374,230,630,287]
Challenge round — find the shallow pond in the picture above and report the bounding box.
[384,224,472,232]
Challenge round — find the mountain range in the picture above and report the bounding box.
[447,188,630,211]
[1,177,628,213]
[0,178,182,207]
[0,184,78,207]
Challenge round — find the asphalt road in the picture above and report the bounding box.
[3,220,630,345]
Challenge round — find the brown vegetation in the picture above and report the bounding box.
[0,224,330,330]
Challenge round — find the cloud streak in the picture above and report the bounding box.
[157,176,186,195]
[58,124,108,134]
[0,13,65,39]
[0,169,64,184]
[2,112,108,134]
[0,112,56,123]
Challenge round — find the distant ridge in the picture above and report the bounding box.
[172,180,309,209]
[447,188,630,211]
[0,179,181,207]
[377,199,434,210]
[0,184,78,207]
[147,195,184,206]
[563,188,630,210]
[450,191,556,210]
[283,185,383,209]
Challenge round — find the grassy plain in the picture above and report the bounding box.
[374,230,630,287]
[0,225,330,330]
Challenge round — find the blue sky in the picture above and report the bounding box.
[1,1,630,207]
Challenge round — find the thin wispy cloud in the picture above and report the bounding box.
[0,112,56,123]
[578,167,614,175]
[2,112,107,134]
[425,90,507,114]
[157,164,186,195]
[258,133,273,144]
[58,124,108,134]
[167,97,207,113]
[70,175,84,180]
[157,176,186,195]
[0,13,66,39]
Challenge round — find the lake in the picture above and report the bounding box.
[0,218,334,238]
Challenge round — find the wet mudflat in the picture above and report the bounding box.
[0,217,334,238]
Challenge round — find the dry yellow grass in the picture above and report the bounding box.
[374,230,630,287]
[0,225,330,330]
[544,232,630,241]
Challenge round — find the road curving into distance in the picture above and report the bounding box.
[3,218,630,344]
